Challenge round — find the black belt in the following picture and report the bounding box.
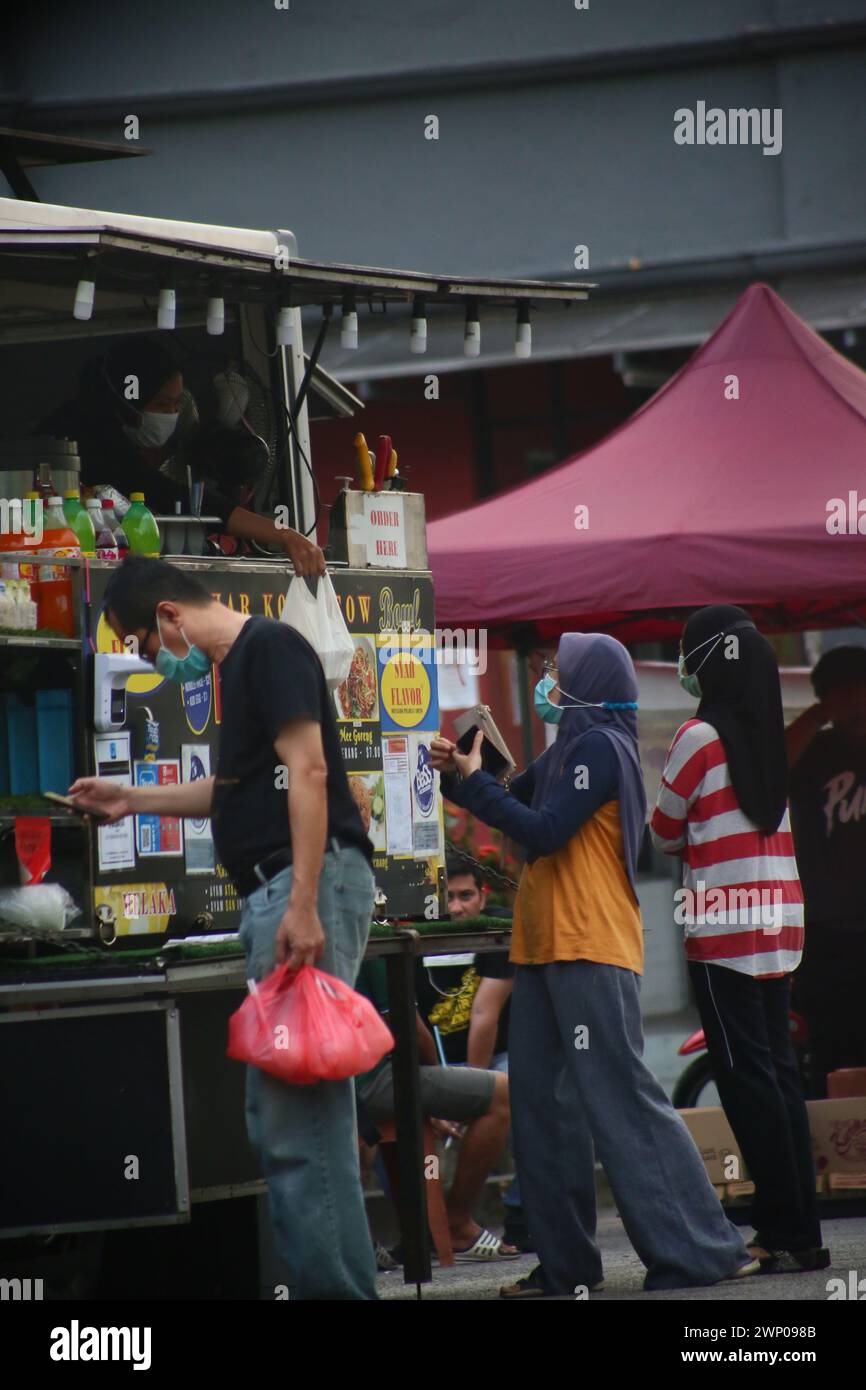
[235,845,293,899]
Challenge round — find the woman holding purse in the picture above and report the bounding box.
[431,632,757,1297]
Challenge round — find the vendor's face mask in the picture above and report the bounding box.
[154,611,211,683]
[123,409,178,449]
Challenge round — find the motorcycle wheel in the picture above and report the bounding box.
[672,1055,718,1109]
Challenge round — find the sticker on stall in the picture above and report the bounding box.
[93,882,175,936]
[181,744,215,874]
[94,732,136,871]
[181,671,213,737]
[134,760,184,857]
[377,634,438,732]
[382,735,413,857]
[409,734,442,859]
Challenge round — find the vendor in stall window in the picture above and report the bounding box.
[42,335,325,575]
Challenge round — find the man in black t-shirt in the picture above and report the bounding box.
[70,556,378,1300]
[787,646,866,1095]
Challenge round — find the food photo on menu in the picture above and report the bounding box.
[334,637,379,721]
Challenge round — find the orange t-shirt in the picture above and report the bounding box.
[509,799,643,971]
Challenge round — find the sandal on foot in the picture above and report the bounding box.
[452,1228,521,1262]
[500,1264,605,1299]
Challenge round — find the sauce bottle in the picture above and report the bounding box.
[86,499,119,560]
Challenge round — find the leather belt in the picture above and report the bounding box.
[235,845,293,899]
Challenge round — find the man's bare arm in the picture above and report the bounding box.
[69,775,214,822]
[467,976,514,1069]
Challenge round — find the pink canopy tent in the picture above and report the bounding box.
[428,284,866,645]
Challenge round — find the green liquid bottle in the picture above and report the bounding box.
[62,490,96,556]
[124,493,161,557]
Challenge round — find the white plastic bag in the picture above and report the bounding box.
[0,884,82,933]
[280,573,354,690]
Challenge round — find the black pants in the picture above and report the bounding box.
[688,962,821,1252]
[791,925,866,1098]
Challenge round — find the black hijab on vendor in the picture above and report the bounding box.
[532,632,647,896]
[681,604,788,834]
[83,337,181,432]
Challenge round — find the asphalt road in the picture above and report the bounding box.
[376,1210,866,1301]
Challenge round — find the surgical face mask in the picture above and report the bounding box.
[677,626,734,699]
[535,670,638,724]
[534,675,563,724]
[122,409,179,449]
[154,612,211,684]
[677,652,703,699]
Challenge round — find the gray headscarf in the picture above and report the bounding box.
[531,632,646,893]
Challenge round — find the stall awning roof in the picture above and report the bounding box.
[0,197,594,308]
[316,270,866,381]
[427,282,866,644]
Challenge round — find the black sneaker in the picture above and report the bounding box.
[759,1246,831,1275]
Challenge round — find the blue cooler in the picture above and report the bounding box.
[36,689,75,795]
[7,693,40,794]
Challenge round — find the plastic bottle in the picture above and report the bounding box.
[37,497,80,636]
[0,492,41,591]
[86,499,119,560]
[124,493,161,556]
[63,490,96,556]
[101,498,129,558]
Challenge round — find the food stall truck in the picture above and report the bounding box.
[0,196,592,1295]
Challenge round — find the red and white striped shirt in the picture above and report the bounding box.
[650,719,804,977]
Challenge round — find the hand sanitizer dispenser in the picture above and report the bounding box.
[94,652,157,732]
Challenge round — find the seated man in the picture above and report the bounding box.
[355,956,519,1262]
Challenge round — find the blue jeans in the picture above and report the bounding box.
[238,842,378,1300]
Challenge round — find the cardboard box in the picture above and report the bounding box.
[806,1098,866,1178]
[828,1173,866,1191]
[725,1180,755,1199]
[679,1107,746,1184]
[681,1098,866,1186]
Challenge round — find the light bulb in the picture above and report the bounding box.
[515,303,532,358]
[410,296,427,354]
[341,310,358,349]
[206,296,225,336]
[157,287,176,330]
[73,279,95,321]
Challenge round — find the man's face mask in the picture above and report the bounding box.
[123,409,179,450]
[153,611,211,684]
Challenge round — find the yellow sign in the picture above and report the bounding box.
[379,648,431,727]
[94,882,176,936]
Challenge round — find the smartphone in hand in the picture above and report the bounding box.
[42,791,110,822]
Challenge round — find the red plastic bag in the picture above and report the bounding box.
[227,963,394,1086]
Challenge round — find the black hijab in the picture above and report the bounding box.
[682,604,787,834]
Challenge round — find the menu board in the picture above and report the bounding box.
[86,562,445,936]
